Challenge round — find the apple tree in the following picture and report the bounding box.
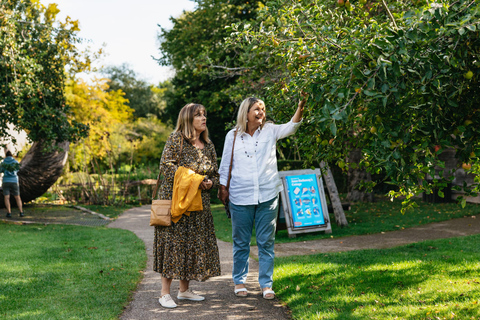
[223,0,480,209]
[1,1,90,144]
[0,1,91,203]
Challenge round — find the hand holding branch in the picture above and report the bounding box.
[293,90,308,123]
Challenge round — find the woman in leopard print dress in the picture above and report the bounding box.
[154,103,221,308]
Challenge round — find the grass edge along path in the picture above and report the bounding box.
[274,234,480,320]
[0,223,146,320]
[212,199,480,245]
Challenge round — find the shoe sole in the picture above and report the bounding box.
[159,300,177,308]
[177,297,205,301]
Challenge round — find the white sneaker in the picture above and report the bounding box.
[177,288,205,301]
[159,294,177,308]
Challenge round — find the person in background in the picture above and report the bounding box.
[153,103,221,308]
[218,93,307,300]
[1,150,23,218]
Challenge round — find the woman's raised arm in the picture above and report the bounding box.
[292,91,308,123]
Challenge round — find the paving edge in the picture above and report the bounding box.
[70,205,111,220]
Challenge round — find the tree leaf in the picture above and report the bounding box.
[466,25,476,32]
[330,121,337,136]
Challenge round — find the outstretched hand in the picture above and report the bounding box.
[299,91,309,108]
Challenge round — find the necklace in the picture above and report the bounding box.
[240,132,259,158]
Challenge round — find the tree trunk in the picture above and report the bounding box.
[346,149,374,202]
[0,141,69,206]
[320,161,348,227]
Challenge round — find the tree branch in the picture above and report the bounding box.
[381,0,398,30]
[209,65,255,71]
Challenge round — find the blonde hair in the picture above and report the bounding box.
[175,103,210,144]
[236,97,266,134]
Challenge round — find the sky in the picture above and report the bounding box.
[39,0,197,85]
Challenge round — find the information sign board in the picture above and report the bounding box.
[279,169,332,238]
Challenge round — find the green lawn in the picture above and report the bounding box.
[0,223,146,320]
[212,199,480,319]
[212,199,480,245]
[274,235,480,319]
[3,198,479,319]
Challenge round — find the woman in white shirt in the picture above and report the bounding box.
[218,95,307,300]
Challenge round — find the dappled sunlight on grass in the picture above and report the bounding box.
[274,235,480,319]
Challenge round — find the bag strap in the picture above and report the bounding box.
[152,135,184,199]
[226,130,238,190]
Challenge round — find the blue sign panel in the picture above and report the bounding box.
[285,174,325,228]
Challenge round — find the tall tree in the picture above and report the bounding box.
[102,64,167,118]
[156,0,260,152]
[0,1,93,205]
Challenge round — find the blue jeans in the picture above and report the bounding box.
[230,196,278,289]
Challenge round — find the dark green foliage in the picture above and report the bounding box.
[156,0,260,152]
[224,0,480,204]
[0,161,20,173]
[102,64,168,119]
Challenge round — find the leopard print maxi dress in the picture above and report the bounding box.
[153,131,221,281]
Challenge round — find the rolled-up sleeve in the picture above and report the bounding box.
[274,118,303,140]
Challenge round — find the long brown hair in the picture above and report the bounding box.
[175,103,210,144]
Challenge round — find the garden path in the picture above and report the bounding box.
[108,205,290,320]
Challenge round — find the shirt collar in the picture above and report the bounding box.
[241,127,262,137]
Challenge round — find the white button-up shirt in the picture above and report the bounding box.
[219,118,302,206]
